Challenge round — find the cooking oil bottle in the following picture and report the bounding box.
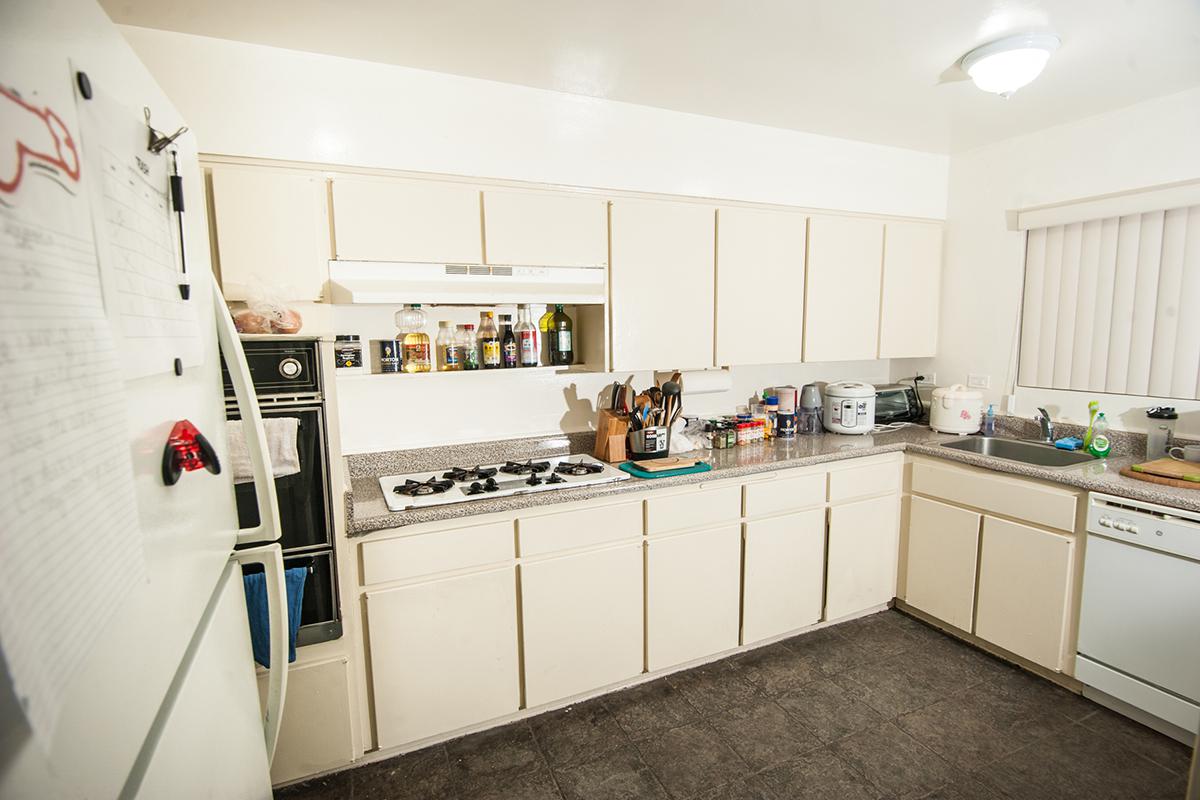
[397,304,431,373]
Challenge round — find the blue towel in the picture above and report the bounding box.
[243,566,307,668]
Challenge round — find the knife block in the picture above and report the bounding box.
[593,409,630,463]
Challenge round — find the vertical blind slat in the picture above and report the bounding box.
[1105,214,1142,394]
[1070,220,1102,390]
[1037,225,1064,387]
[1053,222,1083,388]
[1177,207,1200,399]
[1088,217,1120,393]
[1148,207,1188,397]
[1125,210,1165,396]
[1019,228,1047,387]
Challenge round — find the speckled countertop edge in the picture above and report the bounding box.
[345,425,1200,536]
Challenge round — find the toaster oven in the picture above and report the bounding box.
[874,383,922,423]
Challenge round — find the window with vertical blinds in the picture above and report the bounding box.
[1018,203,1200,400]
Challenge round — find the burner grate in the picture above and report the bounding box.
[500,460,551,475]
[443,465,498,482]
[394,477,455,496]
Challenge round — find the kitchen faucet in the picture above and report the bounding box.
[1035,408,1054,443]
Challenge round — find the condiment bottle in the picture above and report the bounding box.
[515,304,538,367]
[458,324,480,371]
[436,321,461,371]
[397,304,431,373]
[478,312,501,369]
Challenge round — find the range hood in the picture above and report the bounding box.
[328,260,606,305]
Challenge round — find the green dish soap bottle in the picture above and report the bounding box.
[1087,413,1111,458]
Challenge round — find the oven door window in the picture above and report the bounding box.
[876,391,914,421]
[232,406,332,551]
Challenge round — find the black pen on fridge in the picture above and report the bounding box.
[169,150,189,300]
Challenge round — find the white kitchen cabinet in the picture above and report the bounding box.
[802,215,884,362]
[258,658,354,785]
[878,222,943,358]
[332,177,482,263]
[610,199,715,371]
[483,189,608,266]
[646,525,741,670]
[742,510,825,644]
[825,494,900,620]
[975,516,1075,672]
[366,567,519,748]
[904,496,981,631]
[209,165,330,301]
[715,207,806,366]
[520,544,643,707]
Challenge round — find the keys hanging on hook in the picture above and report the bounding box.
[144,106,188,154]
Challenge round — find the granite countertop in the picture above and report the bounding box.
[346,426,1200,537]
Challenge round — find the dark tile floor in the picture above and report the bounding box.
[277,610,1194,800]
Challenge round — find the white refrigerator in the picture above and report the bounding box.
[1,1,291,798]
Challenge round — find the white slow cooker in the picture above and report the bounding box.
[930,384,984,434]
[823,381,876,435]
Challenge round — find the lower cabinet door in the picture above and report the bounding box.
[258,658,354,785]
[904,496,982,631]
[826,495,900,620]
[742,510,825,644]
[646,526,742,671]
[367,567,519,748]
[520,543,644,707]
[975,516,1074,671]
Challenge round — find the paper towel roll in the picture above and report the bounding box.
[655,369,733,395]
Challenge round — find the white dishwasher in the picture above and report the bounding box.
[1077,492,1200,743]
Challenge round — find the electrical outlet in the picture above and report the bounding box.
[967,373,991,389]
[923,372,937,385]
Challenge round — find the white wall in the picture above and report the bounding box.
[118,27,947,219]
[910,87,1200,437]
[119,25,947,453]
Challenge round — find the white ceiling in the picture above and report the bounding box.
[100,0,1200,154]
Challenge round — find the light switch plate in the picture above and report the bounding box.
[967,373,990,389]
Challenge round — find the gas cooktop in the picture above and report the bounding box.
[378,454,629,512]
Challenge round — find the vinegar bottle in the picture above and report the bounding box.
[436,320,461,371]
[516,304,538,367]
[548,304,574,366]
[399,304,431,373]
[499,313,518,368]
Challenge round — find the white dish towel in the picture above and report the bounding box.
[226,417,301,484]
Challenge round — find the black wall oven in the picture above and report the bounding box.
[223,338,342,646]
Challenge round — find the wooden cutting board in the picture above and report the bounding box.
[1120,467,1200,490]
[634,457,702,473]
[1130,457,1200,482]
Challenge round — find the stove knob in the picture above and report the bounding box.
[469,481,482,492]
[1098,515,1112,527]
[278,357,303,379]
[1128,525,1139,535]
[485,477,497,488]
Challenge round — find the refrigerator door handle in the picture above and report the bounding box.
[213,280,283,546]
[233,543,289,766]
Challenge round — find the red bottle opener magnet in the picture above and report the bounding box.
[162,419,221,486]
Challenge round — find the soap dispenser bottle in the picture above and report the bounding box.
[1087,413,1111,458]
[982,404,996,437]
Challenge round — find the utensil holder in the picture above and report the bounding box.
[628,426,671,461]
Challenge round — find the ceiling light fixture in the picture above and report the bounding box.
[961,33,1060,98]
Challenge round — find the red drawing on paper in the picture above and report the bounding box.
[0,84,81,195]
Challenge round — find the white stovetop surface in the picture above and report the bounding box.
[378,454,628,512]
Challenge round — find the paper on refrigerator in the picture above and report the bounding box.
[0,78,146,749]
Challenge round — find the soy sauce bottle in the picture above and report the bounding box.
[499,313,518,368]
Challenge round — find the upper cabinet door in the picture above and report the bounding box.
[609,201,710,374]
[331,177,482,263]
[878,222,943,359]
[803,216,884,362]
[610,200,715,371]
[715,207,806,367]
[210,166,331,302]
[483,190,608,267]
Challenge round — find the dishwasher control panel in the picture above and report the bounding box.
[1087,493,1200,561]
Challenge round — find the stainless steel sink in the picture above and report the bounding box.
[940,436,1095,468]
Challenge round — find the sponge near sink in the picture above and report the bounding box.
[1054,436,1084,451]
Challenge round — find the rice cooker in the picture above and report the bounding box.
[822,382,876,435]
[930,384,984,435]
